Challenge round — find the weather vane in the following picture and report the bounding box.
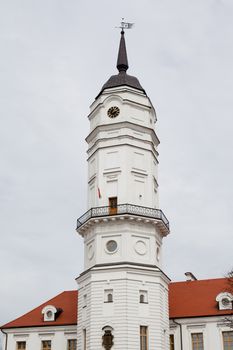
[116,18,134,31]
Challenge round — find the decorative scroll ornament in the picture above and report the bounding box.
[102,330,114,350]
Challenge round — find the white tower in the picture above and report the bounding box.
[76,29,170,350]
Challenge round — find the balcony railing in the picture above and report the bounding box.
[76,204,169,230]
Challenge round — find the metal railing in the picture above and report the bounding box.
[76,204,169,230]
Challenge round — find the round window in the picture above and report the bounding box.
[222,298,230,306]
[46,310,53,318]
[106,240,117,253]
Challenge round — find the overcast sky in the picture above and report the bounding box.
[1,0,233,339]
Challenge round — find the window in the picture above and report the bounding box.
[107,293,113,302]
[191,333,203,350]
[67,339,77,350]
[106,240,118,253]
[104,289,113,303]
[83,294,87,308]
[41,340,51,350]
[140,326,148,350]
[140,294,145,303]
[216,292,233,310]
[156,247,160,262]
[41,305,57,321]
[223,331,233,350]
[83,329,86,350]
[139,290,148,304]
[109,197,117,215]
[170,334,175,350]
[17,342,26,350]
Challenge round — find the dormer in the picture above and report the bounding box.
[41,305,57,321]
[216,292,233,310]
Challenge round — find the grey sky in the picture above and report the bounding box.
[1,0,233,338]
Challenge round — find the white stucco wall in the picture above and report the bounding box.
[77,265,170,350]
[82,219,163,271]
[170,316,233,350]
[86,86,159,211]
[2,325,77,350]
[76,84,170,350]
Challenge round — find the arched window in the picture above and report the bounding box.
[139,290,148,304]
[104,289,113,303]
[107,293,113,303]
[41,305,57,321]
[216,292,233,310]
[140,294,145,303]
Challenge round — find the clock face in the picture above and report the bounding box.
[107,106,120,118]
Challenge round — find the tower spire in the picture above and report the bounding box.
[97,21,146,97]
[117,30,129,73]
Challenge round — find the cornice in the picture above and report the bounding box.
[86,121,159,145]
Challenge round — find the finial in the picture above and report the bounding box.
[116,19,134,73]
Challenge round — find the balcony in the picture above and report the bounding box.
[76,204,169,231]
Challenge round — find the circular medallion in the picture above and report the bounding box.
[88,244,94,260]
[134,240,147,256]
[106,240,118,253]
[107,106,120,118]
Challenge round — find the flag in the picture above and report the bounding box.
[97,187,102,199]
[121,22,134,29]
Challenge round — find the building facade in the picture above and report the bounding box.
[1,29,233,350]
[1,278,233,350]
[1,291,78,350]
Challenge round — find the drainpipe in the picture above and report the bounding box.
[172,319,183,350]
[1,329,8,350]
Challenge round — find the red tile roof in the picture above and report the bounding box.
[169,278,233,318]
[1,290,78,329]
[1,278,232,329]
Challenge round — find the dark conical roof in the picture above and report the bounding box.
[97,30,145,98]
[117,30,129,72]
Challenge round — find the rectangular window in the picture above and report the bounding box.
[83,294,87,308]
[223,331,233,350]
[67,339,77,350]
[140,326,148,350]
[83,329,86,350]
[17,342,26,350]
[191,333,204,350]
[41,340,51,350]
[170,334,175,350]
